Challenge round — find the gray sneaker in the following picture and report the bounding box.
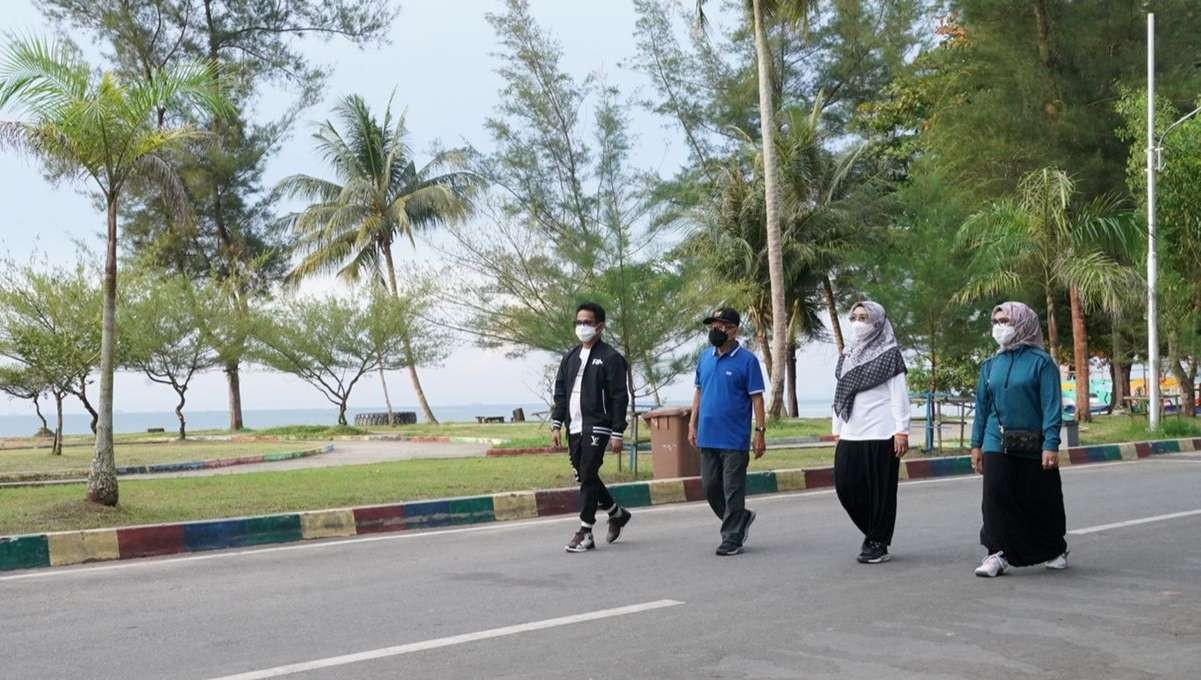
[564,529,595,553]
[742,510,757,545]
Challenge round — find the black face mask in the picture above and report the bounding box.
[708,328,728,347]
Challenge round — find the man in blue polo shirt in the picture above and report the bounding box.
[688,307,767,556]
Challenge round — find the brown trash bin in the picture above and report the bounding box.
[642,407,700,479]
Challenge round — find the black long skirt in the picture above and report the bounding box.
[980,452,1067,566]
[834,438,900,545]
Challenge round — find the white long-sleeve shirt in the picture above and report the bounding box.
[832,372,911,441]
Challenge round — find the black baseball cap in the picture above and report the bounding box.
[702,307,741,326]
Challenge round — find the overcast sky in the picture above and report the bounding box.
[0,0,841,417]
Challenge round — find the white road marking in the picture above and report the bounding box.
[0,457,1177,582]
[1069,508,1201,535]
[203,599,684,680]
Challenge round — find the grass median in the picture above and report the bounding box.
[0,441,327,475]
[0,447,838,536]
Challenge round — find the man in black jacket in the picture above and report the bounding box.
[551,302,633,553]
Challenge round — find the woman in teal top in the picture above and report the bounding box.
[970,301,1069,577]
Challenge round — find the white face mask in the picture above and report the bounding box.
[575,324,598,343]
[992,323,1016,347]
[850,320,872,340]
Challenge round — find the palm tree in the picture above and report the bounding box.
[957,168,1141,422]
[704,102,862,416]
[0,37,224,505]
[697,0,815,417]
[277,94,477,425]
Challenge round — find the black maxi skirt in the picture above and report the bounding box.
[834,438,900,545]
[980,451,1067,566]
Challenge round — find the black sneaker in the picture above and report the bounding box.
[715,541,743,556]
[741,510,757,545]
[564,529,595,553]
[606,508,632,544]
[857,541,890,564]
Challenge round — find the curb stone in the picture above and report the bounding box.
[2,437,1196,573]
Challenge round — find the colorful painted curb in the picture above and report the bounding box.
[0,444,334,485]
[2,437,1196,573]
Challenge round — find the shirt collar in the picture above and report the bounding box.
[713,341,741,358]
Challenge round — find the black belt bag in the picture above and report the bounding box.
[999,426,1043,456]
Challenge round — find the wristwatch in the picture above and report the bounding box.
[754,426,766,433]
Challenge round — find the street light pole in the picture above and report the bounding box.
[1147,13,1160,430]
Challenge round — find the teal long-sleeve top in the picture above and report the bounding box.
[971,346,1062,457]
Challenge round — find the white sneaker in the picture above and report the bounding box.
[974,551,1009,577]
[1045,550,1069,570]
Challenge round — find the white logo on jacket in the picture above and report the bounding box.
[590,435,600,447]
[592,358,604,366]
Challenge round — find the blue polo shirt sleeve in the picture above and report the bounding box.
[746,353,765,395]
[695,361,702,388]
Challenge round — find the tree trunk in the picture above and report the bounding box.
[1167,332,1193,419]
[76,377,98,435]
[1044,287,1059,359]
[174,386,188,440]
[31,394,49,435]
[382,242,437,425]
[752,0,789,419]
[337,399,349,426]
[756,318,773,380]
[1069,286,1090,422]
[785,340,798,418]
[53,392,64,457]
[822,276,844,353]
[225,360,244,431]
[404,348,438,424]
[88,195,119,507]
[378,362,396,426]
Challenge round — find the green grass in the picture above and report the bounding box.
[764,418,831,438]
[253,424,370,438]
[1077,413,1201,445]
[0,441,322,475]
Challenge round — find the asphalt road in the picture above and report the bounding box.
[3,455,1200,680]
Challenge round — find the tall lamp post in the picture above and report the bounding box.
[1147,13,1201,429]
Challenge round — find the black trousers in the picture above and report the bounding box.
[699,448,752,544]
[980,452,1067,566]
[569,433,614,526]
[834,438,900,545]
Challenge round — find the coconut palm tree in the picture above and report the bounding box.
[703,101,863,416]
[276,94,478,425]
[0,37,225,505]
[957,168,1141,422]
[697,0,816,417]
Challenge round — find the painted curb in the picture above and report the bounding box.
[0,444,334,485]
[2,437,1197,573]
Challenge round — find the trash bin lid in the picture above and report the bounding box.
[643,406,692,421]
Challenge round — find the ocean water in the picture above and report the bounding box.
[0,398,838,438]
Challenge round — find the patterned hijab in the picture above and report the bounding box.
[833,301,906,421]
[992,301,1045,354]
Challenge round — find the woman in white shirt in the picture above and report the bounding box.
[832,301,910,564]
